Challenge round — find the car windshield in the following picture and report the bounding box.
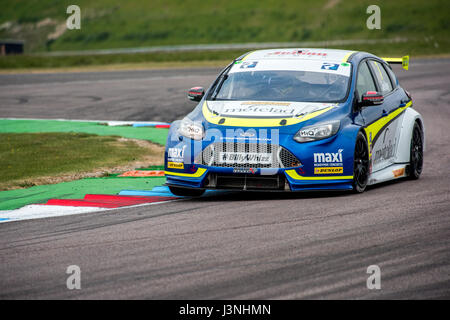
[214,70,350,102]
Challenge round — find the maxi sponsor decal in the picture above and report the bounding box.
[168,146,186,161]
[313,149,344,174]
[167,146,187,169]
[168,146,186,160]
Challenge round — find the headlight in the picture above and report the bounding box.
[178,118,204,140]
[294,120,340,143]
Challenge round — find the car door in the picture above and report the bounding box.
[355,59,380,127]
[361,59,404,172]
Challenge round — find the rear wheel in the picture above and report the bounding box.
[408,122,423,179]
[169,186,205,197]
[353,132,370,193]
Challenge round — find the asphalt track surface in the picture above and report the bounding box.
[0,59,449,299]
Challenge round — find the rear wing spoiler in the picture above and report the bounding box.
[381,55,409,70]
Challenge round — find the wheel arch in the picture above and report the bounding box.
[395,107,425,163]
[414,116,425,151]
[340,123,369,175]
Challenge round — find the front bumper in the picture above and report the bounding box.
[165,166,353,192]
[165,120,358,192]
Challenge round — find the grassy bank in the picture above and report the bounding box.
[0,0,448,70]
[1,0,448,52]
[0,132,163,190]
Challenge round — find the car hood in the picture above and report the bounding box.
[197,100,343,135]
[206,100,337,118]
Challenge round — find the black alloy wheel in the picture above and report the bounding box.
[409,122,423,179]
[353,132,370,193]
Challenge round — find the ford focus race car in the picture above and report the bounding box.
[164,48,424,196]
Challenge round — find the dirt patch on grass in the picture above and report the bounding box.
[0,134,165,191]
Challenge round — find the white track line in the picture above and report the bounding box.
[0,198,184,224]
[0,205,107,223]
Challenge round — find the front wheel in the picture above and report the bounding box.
[408,122,423,179]
[169,186,205,197]
[352,131,370,193]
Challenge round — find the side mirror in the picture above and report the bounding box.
[187,87,205,102]
[361,91,384,106]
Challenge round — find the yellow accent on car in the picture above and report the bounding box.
[342,51,356,62]
[374,61,384,80]
[165,168,207,178]
[285,169,353,180]
[364,101,412,158]
[381,56,409,70]
[202,102,334,127]
[241,51,255,61]
[167,162,184,169]
[314,167,344,174]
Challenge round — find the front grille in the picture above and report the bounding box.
[206,173,286,190]
[195,142,301,168]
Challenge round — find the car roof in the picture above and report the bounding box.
[241,48,357,63]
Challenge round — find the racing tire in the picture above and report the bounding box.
[408,122,423,180]
[169,186,205,197]
[352,131,370,193]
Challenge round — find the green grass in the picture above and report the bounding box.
[0,0,448,53]
[0,176,166,210]
[0,132,155,190]
[0,119,169,145]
